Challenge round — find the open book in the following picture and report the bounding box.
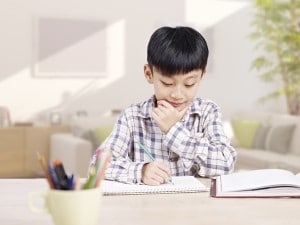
[210,169,300,198]
[101,176,208,195]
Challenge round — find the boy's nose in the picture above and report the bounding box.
[170,86,183,98]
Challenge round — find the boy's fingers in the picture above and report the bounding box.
[157,100,173,109]
[156,162,171,180]
[159,165,171,176]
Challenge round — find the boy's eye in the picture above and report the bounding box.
[161,81,173,86]
[185,83,196,88]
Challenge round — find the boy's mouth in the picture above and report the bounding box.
[153,96,185,109]
[168,101,184,108]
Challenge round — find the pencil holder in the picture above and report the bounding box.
[28,188,102,225]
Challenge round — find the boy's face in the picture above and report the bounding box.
[144,65,204,112]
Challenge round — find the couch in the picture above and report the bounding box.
[50,111,300,177]
[228,112,300,173]
[50,114,117,177]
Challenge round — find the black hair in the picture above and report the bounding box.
[147,26,209,76]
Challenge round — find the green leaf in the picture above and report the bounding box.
[250,0,300,114]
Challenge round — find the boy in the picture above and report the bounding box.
[90,26,236,185]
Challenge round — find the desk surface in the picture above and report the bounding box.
[1,178,300,225]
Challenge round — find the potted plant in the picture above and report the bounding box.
[250,0,300,115]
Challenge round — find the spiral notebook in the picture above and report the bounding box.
[101,176,208,195]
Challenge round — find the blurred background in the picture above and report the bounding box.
[0,0,292,123]
[1,0,299,178]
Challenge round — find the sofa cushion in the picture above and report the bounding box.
[269,114,300,154]
[93,125,114,144]
[71,115,118,150]
[252,125,270,149]
[231,119,260,148]
[289,121,300,155]
[50,134,93,177]
[233,111,271,123]
[234,113,300,173]
[265,124,296,154]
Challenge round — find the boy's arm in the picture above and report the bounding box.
[104,152,145,184]
[164,106,237,177]
[89,113,144,184]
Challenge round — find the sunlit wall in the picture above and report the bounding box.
[0,0,286,123]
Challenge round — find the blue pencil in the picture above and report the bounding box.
[48,163,60,189]
[137,141,155,161]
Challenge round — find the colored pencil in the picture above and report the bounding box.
[36,152,55,189]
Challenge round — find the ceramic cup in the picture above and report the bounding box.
[28,188,102,225]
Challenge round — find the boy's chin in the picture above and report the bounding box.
[175,105,186,112]
[177,102,191,111]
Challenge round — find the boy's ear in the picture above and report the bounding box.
[201,69,206,78]
[144,64,153,84]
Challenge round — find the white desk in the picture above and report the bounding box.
[1,178,300,225]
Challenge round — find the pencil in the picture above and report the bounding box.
[83,149,103,189]
[95,150,112,188]
[137,141,155,161]
[36,152,55,189]
[83,166,97,189]
[136,142,173,184]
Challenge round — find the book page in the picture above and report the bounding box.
[220,169,300,192]
[101,176,208,195]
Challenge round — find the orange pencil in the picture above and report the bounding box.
[95,150,111,188]
[36,152,55,189]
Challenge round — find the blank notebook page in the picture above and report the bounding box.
[101,176,208,195]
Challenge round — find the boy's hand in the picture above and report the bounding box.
[152,100,188,133]
[142,161,171,185]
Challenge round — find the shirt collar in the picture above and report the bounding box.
[138,95,156,119]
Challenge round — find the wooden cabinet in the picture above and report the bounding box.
[0,125,70,178]
[0,128,25,177]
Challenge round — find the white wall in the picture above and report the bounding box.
[0,0,287,123]
[198,2,287,118]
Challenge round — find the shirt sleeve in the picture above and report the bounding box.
[164,104,237,177]
[90,111,145,184]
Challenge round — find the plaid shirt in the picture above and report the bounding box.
[91,96,236,184]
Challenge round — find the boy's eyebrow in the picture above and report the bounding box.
[159,73,200,81]
[184,74,199,80]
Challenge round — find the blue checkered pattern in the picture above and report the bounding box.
[90,96,237,184]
